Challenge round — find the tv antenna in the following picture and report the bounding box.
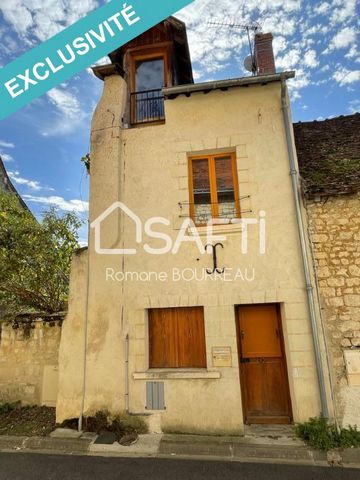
[208,20,261,75]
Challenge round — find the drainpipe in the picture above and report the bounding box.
[280,78,329,419]
[78,220,91,432]
[125,333,129,412]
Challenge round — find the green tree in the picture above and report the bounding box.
[0,192,82,316]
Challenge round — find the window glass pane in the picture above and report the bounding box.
[215,156,236,219]
[192,159,212,224]
[136,58,164,91]
[135,58,165,122]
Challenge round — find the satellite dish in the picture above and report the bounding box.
[244,55,254,72]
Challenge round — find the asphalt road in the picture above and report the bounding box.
[0,453,359,480]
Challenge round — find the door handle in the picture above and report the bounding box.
[240,330,245,340]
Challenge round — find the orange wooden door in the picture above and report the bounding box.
[237,305,292,424]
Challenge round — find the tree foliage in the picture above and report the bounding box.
[0,192,82,316]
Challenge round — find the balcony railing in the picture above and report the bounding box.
[130,89,165,125]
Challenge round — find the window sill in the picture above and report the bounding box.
[188,222,244,237]
[133,370,221,380]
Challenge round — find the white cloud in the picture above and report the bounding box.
[0,140,15,148]
[303,49,319,68]
[333,67,360,86]
[0,1,98,43]
[348,99,360,114]
[7,170,42,190]
[23,194,89,213]
[46,88,82,119]
[272,36,287,56]
[0,153,14,163]
[276,48,301,70]
[330,0,357,26]
[287,68,311,97]
[314,2,330,15]
[42,87,86,136]
[345,44,359,60]
[325,27,358,52]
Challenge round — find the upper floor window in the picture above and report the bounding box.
[130,49,170,125]
[188,152,240,225]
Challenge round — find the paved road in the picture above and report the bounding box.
[0,453,359,480]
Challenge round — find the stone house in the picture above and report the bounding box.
[294,114,360,427]
[56,17,334,434]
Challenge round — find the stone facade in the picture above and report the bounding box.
[307,193,360,425]
[294,113,360,427]
[0,316,63,406]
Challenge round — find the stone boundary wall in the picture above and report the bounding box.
[307,193,360,425]
[0,315,64,406]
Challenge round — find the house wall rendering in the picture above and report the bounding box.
[56,71,330,433]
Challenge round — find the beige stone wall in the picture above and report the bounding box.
[307,193,360,426]
[0,317,63,406]
[57,74,330,432]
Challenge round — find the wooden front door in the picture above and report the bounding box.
[237,305,292,424]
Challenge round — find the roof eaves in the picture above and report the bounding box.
[92,63,124,81]
[163,71,295,98]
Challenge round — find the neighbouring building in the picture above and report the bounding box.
[56,17,335,434]
[0,156,28,210]
[294,114,360,427]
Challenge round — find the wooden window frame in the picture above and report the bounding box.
[149,307,207,369]
[129,44,172,94]
[128,45,171,126]
[188,152,240,226]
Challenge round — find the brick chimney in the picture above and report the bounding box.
[254,33,276,75]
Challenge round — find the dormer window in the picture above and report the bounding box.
[105,18,194,126]
[130,48,170,125]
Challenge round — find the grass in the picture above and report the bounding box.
[296,416,360,451]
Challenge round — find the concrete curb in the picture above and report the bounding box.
[159,434,316,463]
[0,434,359,467]
[0,435,91,454]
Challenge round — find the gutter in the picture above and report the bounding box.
[163,71,295,98]
[280,79,329,419]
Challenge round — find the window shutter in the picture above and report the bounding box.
[149,307,206,368]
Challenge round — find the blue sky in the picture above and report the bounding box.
[0,0,359,243]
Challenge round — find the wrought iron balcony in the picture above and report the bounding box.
[130,89,165,125]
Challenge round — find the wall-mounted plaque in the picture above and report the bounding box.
[212,346,232,367]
